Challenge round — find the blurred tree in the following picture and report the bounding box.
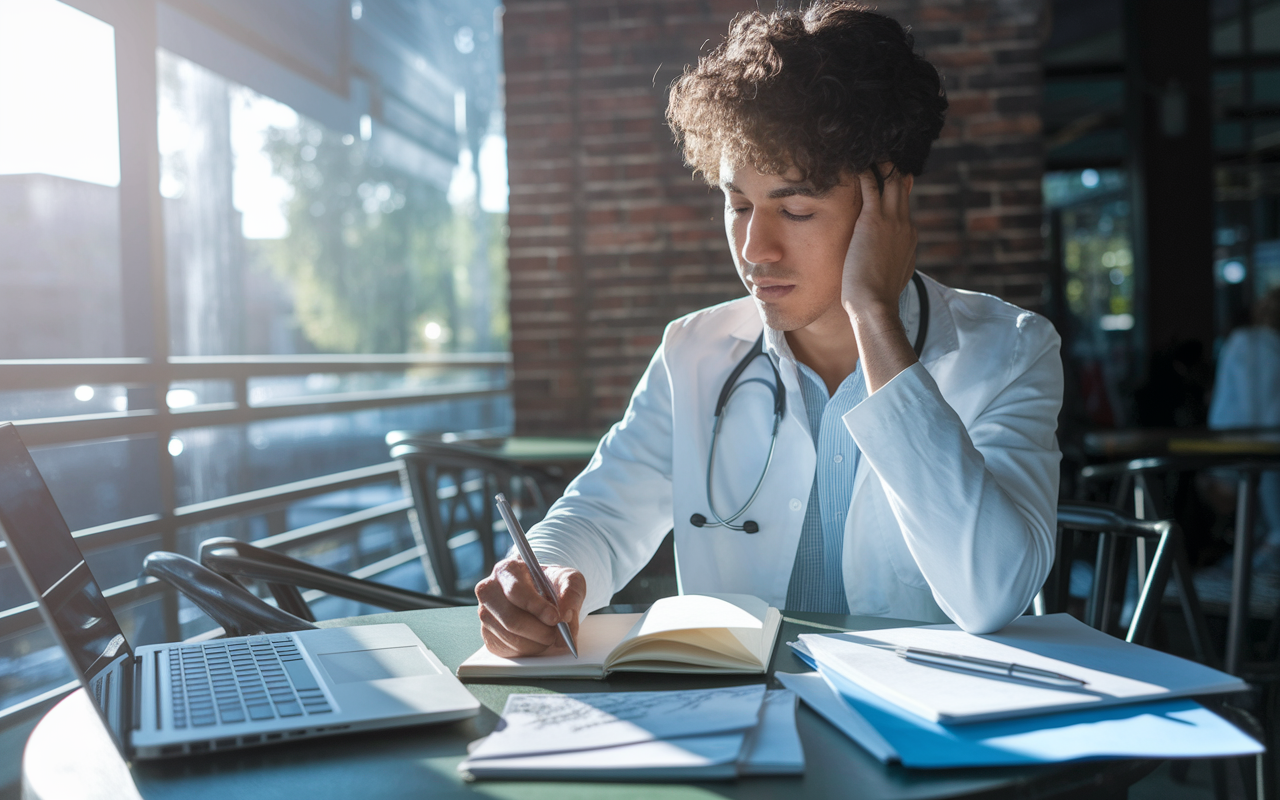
[262,120,466,354]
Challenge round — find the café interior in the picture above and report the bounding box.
[2,0,1280,798]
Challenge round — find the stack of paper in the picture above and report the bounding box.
[782,614,1262,769]
[457,685,804,780]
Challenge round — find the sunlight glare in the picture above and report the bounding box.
[0,0,120,186]
[230,86,298,239]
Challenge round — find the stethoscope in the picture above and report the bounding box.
[689,272,930,534]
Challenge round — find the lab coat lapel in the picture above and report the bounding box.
[769,346,815,603]
[916,273,959,369]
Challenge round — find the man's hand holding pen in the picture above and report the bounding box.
[476,555,585,658]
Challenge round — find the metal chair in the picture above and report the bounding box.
[1043,502,1255,800]
[1041,502,1212,658]
[198,537,471,622]
[144,537,473,637]
[388,437,564,599]
[142,551,316,636]
[1080,454,1280,674]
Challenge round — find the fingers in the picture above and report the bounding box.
[475,557,587,657]
[858,170,881,215]
[549,566,587,641]
[550,566,587,618]
[479,607,556,656]
[499,558,563,624]
[858,167,912,227]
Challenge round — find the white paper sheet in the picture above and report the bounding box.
[461,733,747,780]
[800,613,1246,723]
[466,685,767,761]
[458,612,640,676]
[460,687,803,780]
[739,689,805,775]
[776,672,898,763]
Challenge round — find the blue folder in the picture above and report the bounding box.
[786,645,1262,768]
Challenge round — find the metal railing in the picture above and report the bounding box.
[3,353,509,447]
[0,352,511,708]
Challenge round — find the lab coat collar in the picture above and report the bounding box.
[729,273,958,368]
[914,272,959,366]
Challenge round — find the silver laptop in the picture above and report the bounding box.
[0,422,478,759]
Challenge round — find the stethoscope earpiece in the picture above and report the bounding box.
[690,513,707,527]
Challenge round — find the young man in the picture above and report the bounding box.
[476,2,1063,656]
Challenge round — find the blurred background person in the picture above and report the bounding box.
[1208,286,1280,569]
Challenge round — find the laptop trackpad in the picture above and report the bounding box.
[317,646,441,683]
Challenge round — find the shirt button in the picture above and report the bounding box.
[789,498,802,511]
[833,454,843,464]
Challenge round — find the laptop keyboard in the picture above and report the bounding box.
[169,634,332,728]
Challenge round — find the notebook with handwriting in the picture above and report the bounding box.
[458,594,781,679]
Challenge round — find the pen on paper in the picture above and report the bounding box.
[494,493,578,658]
[895,646,1088,688]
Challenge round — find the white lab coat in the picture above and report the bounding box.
[527,273,1064,633]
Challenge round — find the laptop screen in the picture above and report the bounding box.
[0,423,133,749]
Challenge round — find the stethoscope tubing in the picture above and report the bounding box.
[704,383,783,528]
[694,273,930,535]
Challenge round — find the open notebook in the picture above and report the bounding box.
[458,594,782,679]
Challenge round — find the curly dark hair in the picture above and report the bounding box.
[666,2,948,193]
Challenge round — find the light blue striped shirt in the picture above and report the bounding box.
[783,364,864,613]
[776,286,917,613]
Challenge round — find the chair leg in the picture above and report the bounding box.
[1089,532,1109,630]
[1128,530,1173,644]
[1228,471,1260,675]
[1172,536,1221,669]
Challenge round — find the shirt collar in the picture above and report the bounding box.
[762,280,920,367]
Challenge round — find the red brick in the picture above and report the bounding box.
[505,0,1046,435]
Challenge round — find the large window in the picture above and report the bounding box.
[1045,169,1135,427]
[0,0,123,359]
[0,0,508,718]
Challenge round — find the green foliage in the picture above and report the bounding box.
[262,121,468,354]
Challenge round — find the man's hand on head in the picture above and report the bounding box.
[841,165,921,393]
[841,165,917,317]
[475,556,586,658]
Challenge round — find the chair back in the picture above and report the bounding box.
[142,551,316,636]
[1043,502,1181,648]
[197,537,470,624]
[389,439,563,598]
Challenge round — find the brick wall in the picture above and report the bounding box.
[504,0,1047,435]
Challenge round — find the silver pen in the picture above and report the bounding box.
[494,493,578,658]
[895,646,1087,688]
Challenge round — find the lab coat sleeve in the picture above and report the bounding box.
[524,342,676,615]
[843,313,1063,633]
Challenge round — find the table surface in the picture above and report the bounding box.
[22,608,1156,800]
[1084,426,1280,459]
[488,436,601,464]
[386,432,601,466]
